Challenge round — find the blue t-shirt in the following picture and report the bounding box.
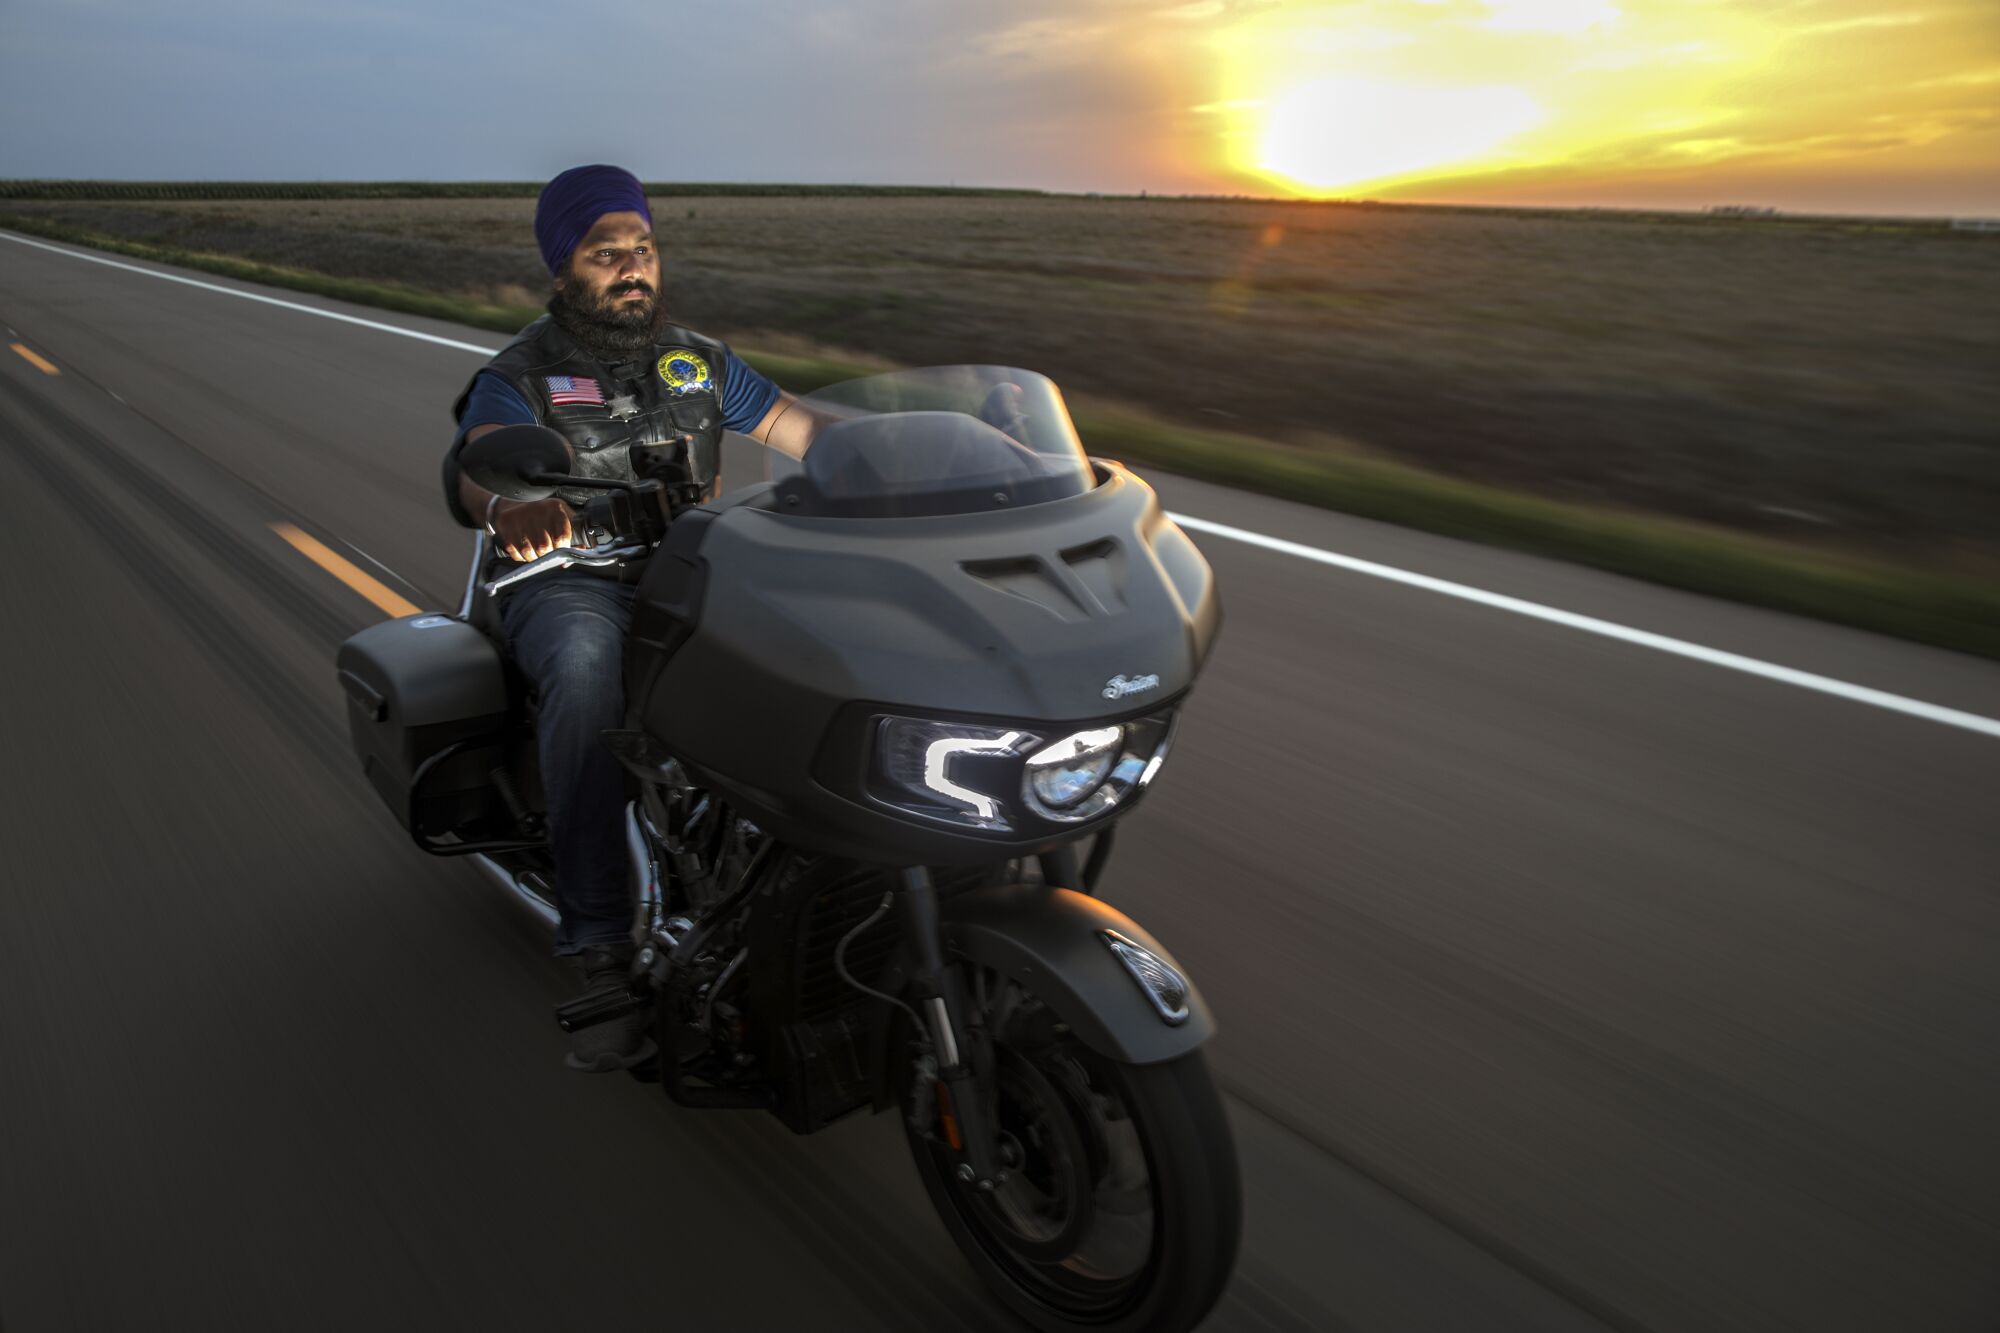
[457,344,781,438]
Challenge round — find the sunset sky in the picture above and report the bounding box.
[1189,0,2000,210]
[1,0,1995,215]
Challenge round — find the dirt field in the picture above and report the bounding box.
[12,195,1997,553]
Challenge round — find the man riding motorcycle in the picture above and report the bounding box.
[441,164,828,1070]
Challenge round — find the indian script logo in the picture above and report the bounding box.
[1102,673,1161,700]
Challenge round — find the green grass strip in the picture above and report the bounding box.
[1072,410,2000,660]
[6,211,1995,660]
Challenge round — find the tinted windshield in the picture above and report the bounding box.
[769,366,1095,518]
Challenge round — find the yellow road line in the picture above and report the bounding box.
[9,342,59,375]
[270,522,422,619]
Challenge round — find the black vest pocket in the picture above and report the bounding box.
[550,409,623,455]
[665,396,718,434]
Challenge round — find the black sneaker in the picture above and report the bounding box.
[564,945,657,1073]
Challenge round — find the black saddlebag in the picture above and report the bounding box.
[336,614,518,848]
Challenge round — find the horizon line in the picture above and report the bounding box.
[0,177,1993,225]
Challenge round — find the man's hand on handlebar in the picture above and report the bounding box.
[490,497,576,563]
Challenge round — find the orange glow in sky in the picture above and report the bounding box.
[1165,0,2000,213]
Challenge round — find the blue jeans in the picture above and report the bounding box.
[500,572,637,956]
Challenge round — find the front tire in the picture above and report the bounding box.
[904,974,1240,1332]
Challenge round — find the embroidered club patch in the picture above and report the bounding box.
[545,375,605,407]
[657,350,713,395]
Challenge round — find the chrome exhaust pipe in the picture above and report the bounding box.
[626,800,661,934]
[469,853,558,929]
[467,805,662,939]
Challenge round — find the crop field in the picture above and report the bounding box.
[6,191,1996,559]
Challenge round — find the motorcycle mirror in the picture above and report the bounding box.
[460,425,573,501]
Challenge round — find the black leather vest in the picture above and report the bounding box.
[448,314,731,524]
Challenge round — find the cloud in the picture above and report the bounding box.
[1155,0,1283,18]
[1801,11,1929,35]
[1480,0,1622,34]
[975,14,1120,59]
[1912,64,2000,88]
[1570,39,1720,70]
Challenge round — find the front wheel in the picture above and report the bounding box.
[904,970,1241,1332]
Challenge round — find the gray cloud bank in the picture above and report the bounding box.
[0,0,1207,191]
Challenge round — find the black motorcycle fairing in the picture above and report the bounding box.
[624,463,1220,866]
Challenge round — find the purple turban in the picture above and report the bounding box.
[534,164,653,274]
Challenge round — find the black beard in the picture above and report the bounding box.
[547,276,670,363]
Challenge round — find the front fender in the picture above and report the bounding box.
[940,882,1216,1065]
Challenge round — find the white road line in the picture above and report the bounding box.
[1171,514,2000,740]
[7,227,1996,741]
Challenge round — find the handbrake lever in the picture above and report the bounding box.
[483,543,648,596]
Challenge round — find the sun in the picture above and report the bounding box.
[1253,77,1548,194]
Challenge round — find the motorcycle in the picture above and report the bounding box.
[335,366,1237,1331]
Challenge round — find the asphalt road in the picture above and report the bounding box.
[2,230,1997,1333]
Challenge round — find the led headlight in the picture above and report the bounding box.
[1023,727,1122,812]
[868,710,1178,834]
[1022,714,1176,824]
[874,717,1035,831]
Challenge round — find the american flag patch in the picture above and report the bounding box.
[545,375,605,407]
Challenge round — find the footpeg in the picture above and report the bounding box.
[554,986,648,1033]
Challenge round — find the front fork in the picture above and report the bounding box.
[898,866,1009,1190]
